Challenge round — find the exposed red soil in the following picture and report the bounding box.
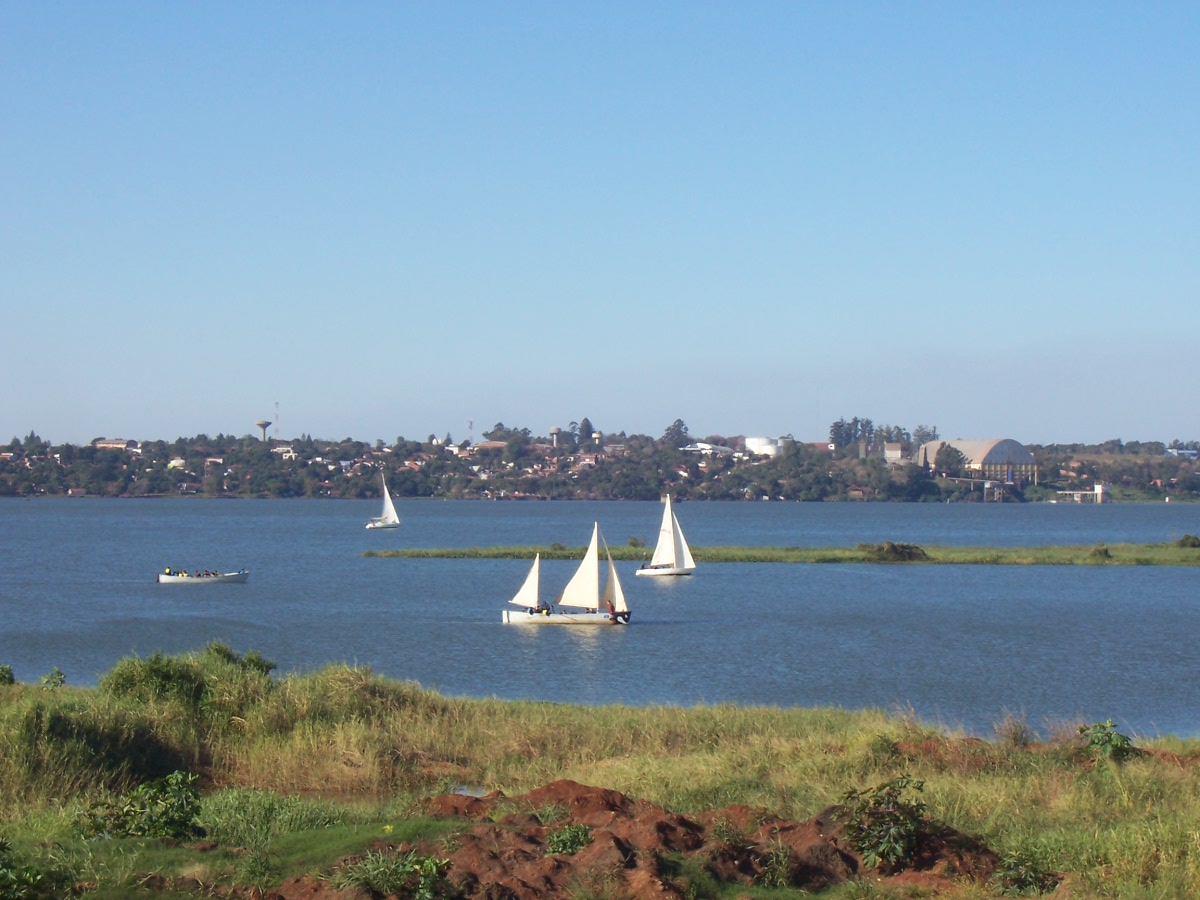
[137,779,1008,899]
[275,780,999,899]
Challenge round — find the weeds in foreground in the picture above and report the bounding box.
[990,849,1060,896]
[546,823,592,856]
[328,849,448,900]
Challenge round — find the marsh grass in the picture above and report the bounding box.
[366,541,1200,565]
[4,651,1200,898]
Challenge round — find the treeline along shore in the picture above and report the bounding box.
[367,536,1200,565]
[2,644,1200,898]
[5,425,1200,502]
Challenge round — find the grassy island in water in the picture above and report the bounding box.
[367,535,1200,566]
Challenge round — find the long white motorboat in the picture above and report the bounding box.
[502,523,630,625]
[157,569,249,584]
[635,493,696,576]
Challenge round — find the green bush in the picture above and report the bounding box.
[546,823,592,856]
[1078,719,1135,762]
[76,770,202,841]
[840,775,927,870]
[1175,534,1200,548]
[100,653,206,708]
[991,850,1059,896]
[37,669,64,692]
[0,666,14,687]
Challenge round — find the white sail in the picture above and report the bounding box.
[649,494,695,570]
[367,472,401,528]
[509,554,540,609]
[602,548,628,614]
[558,523,601,610]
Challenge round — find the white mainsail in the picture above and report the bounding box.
[367,472,401,528]
[649,494,695,570]
[509,554,540,609]
[558,523,601,610]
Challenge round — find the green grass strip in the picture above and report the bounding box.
[365,541,1200,565]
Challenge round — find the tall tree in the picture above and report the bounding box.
[661,419,690,449]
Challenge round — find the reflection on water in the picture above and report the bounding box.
[2,498,1199,738]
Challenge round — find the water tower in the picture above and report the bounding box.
[549,426,561,447]
[255,420,272,442]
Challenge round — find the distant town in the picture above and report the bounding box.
[3,418,1198,503]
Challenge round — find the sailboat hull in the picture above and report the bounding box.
[503,608,629,625]
[635,564,694,577]
[365,521,399,529]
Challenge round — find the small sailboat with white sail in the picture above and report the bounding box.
[365,472,401,529]
[636,493,695,576]
[502,523,631,625]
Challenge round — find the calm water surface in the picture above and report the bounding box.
[2,498,1198,738]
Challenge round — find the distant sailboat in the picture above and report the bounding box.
[502,523,631,625]
[365,472,401,529]
[636,494,695,576]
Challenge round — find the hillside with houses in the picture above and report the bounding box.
[3,421,1198,503]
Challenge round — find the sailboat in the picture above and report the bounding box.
[365,472,401,529]
[636,493,696,576]
[502,523,631,625]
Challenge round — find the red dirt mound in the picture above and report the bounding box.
[385,779,999,899]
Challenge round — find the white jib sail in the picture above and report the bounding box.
[509,554,540,608]
[603,550,628,614]
[559,523,601,610]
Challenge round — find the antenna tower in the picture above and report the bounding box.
[274,401,280,439]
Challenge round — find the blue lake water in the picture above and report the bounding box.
[2,498,1199,739]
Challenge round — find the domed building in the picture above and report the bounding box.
[916,438,1038,484]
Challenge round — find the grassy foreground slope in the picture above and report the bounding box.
[2,644,1200,898]
[366,538,1200,565]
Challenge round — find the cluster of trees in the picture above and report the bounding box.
[3,422,1199,503]
[828,418,940,453]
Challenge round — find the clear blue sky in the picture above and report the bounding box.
[3,3,1197,447]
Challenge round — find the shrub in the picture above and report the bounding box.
[546,823,592,856]
[0,837,60,900]
[100,653,205,708]
[0,666,14,687]
[77,770,202,840]
[38,668,64,692]
[991,850,1059,896]
[840,775,927,870]
[1175,534,1200,548]
[1088,543,1112,560]
[1078,719,1135,762]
